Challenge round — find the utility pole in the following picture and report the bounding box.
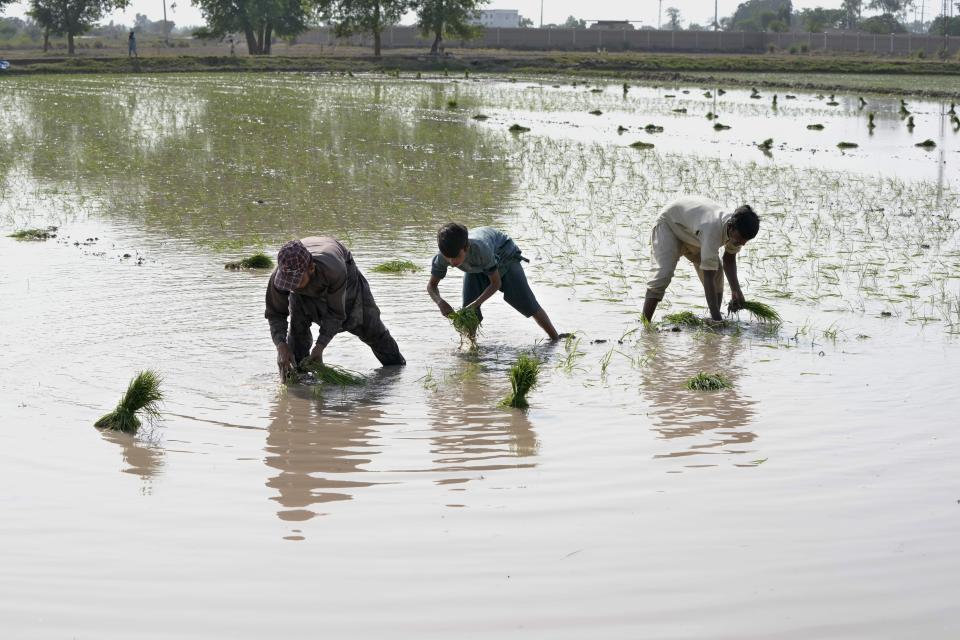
[539,0,544,28]
[658,0,662,29]
[161,0,169,46]
[715,0,719,30]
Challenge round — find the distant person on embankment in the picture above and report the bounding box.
[642,196,760,323]
[427,223,562,340]
[128,31,138,58]
[266,237,406,378]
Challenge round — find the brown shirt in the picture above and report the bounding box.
[264,236,357,350]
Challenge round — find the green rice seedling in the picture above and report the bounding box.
[623,83,629,93]
[94,370,164,433]
[301,360,367,386]
[556,333,585,374]
[806,124,825,130]
[826,100,839,106]
[867,112,876,129]
[500,354,540,409]
[225,251,273,270]
[508,124,531,133]
[837,141,858,149]
[372,259,420,273]
[616,125,628,133]
[758,138,773,150]
[629,141,655,150]
[8,227,57,241]
[589,109,603,115]
[915,139,936,148]
[471,114,489,120]
[705,111,718,120]
[735,300,782,324]
[448,307,481,348]
[949,102,956,115]
[858,96,867,108]
[644,124,664,133]
[684,372,732,391]
[713,122,731,130]
[672,108,687,113]
[772,94,778,107]
[662,311,703,327]
[446,100,459,109]
[906,115,915,129]
[703,91,712,98]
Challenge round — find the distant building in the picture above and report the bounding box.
[468,9,521,28]
[589,20,635,30]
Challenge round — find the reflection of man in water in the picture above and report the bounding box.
[642,197,760,323]
[266,237,406,378]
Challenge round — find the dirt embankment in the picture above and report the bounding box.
[2,50,959,97]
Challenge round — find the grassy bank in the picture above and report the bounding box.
[3,50,960,96]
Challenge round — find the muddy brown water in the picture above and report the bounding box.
[1,74,959,638]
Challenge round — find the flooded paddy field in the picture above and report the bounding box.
[1,73,959,638]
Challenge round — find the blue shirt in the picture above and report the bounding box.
[431,227,521,279]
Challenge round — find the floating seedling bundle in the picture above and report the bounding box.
[94,370,164,433]
[225,252,273,270]
[448,308,481,349]
[685,372,732,391]
[372,259,420,273]
[662,311,704,327]
[8,226,57,241]
[500,354,540,409]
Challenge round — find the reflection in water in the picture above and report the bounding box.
[264,370,401,526]
[638,330,758,466]
[424,355,538,488]
[100,429,165,492]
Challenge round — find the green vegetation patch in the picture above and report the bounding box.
[685,372,732,391]
[629,141,655,150]
[224,251,273,270]
[8,227,57,241]
[500,354,541,409]
[508,124,531,133]
[301,361,367,386]
[806,124,825,130]
[372,259,420,273]
[837,141,858,149]
[94,370,164,433]
[915,139,936,148]
[736,300,783,324]
[662,311,704,327]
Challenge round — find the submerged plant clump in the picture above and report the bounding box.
[8,226,57,241]
[806,124,825,130]
[94,370,164,433]
[500,354,541,409]
[685,372,732,391]
[508,124,531,133]
[837,141,858,149]
[448,307,481,348]
[915,139,936,149]
[371,259,420,273]
[225,252,273,270]
[630,141,655,150]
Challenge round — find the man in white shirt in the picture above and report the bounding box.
[642,197,760,323]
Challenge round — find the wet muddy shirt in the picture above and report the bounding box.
[264,236,358,350]
[658,196,741,271]
[430,227,521,279]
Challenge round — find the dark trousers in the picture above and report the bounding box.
[289,272,405,366]
[461,260,541,322]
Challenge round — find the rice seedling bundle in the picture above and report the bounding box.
[662,311,703,327]
[806,124,825,130]
[837,141,858,149]
[685,372,732,391]
[448,308,481,348]
[713,123,731,130]
[508,124,531,133]
[588,109,603,115]
[758,138,773,150]
[372,259,420,273]
[630,141,655,150]
[501,354,540,409]
[301,361,367,386]
[225,252,273,270]
[94,370,163,433]
[915,139,936,148]
[736,300,782,324]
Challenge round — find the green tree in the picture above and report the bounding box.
[416,0,484,55]
[28,0,129,54]
[842,0,862,27]
[859,12,906,32]
[26,5,55,50]
[518,14,533,27]
[929,15,960,35]
[318,0,409,56]
[727,0,792,31]
[562,15,585,28]
[665,6,682,29]
[799,7,845,31]
[193,0,310,55]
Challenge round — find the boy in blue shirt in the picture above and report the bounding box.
[427,223,560,340]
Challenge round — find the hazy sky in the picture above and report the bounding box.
[2,0,914,32]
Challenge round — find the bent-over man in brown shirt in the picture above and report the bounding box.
[265,237,405,378]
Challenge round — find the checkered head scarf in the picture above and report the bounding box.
[274,240,313,291]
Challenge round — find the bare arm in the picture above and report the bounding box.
[464,269,501,310]
[723,251,745,310]
[427,275,454,317]
[702,270,723,321]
